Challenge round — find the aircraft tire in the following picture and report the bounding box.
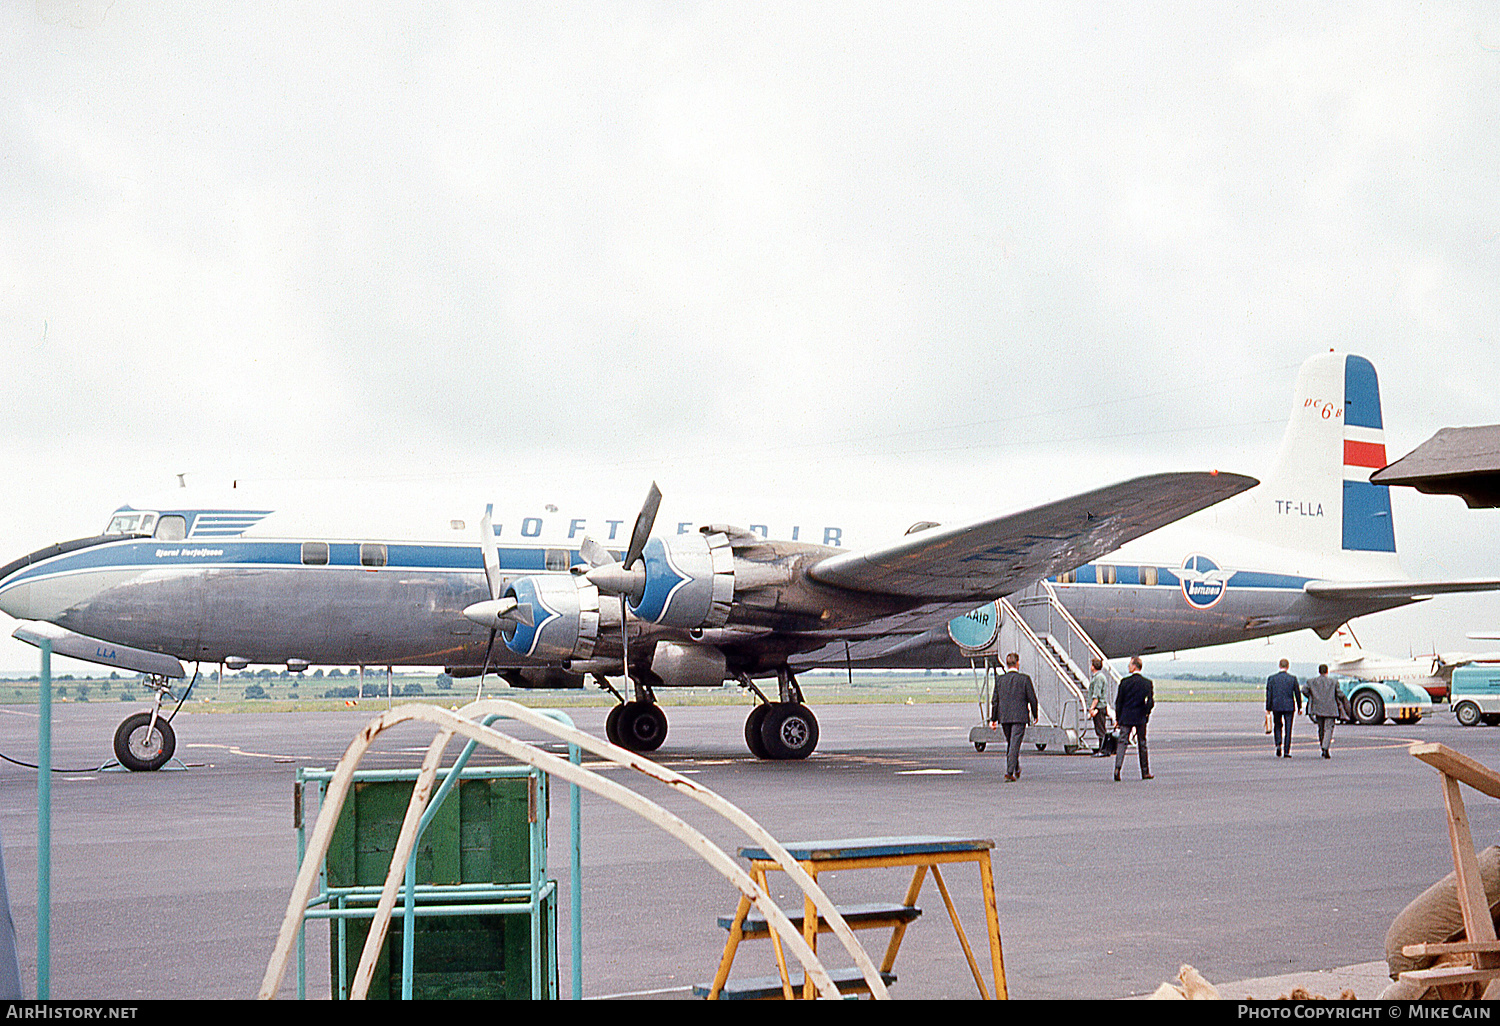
[1455,701,1482,727]
[744,704,771,759]
[605,704,624,746]
[760,703,818,760]
[615,701,668,752]
[113,712,176,772]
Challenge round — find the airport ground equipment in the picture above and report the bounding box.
[699,836,1006,1000]
[1396,743,1500,997]
[261,699,887,1000]
[297,763,558,999]
[960,581,1116,755]
[1449,665,1500,727]
[1339,676,1432,725]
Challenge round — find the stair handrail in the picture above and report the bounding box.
[1037,580,1121,699]
[997,597,1085,727]
[259,700,886,1001]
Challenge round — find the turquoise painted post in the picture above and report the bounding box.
[36,640,51,1000]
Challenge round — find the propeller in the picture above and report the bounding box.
[463,503,535,698]
[575,482,662,688]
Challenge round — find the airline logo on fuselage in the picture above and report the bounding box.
[1179,554,1229,610]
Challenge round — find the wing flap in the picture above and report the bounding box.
[806,472,1257,600]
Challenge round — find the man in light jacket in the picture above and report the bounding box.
[1302,664,1346,760]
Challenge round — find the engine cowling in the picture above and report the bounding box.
[501,574,600,663]
[628,531,734,629]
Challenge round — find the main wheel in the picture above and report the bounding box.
[1351,691,1386,726]
[759,703,819,760]
[1455,701,1482,727]
[605,704,625,746]
[744,704,771,759]
[615,701,668,752]
[113,712,176,772]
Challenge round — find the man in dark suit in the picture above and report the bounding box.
[988,652,1038,782]
[1266,658,1302,757]
[1113,656,1155,781]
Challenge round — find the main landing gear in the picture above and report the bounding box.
[596,674,670,753]
[740,668,819,761]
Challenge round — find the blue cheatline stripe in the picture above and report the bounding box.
[0,538,590,590]
[1049,566,1309,590]
[1342,480,1397,552]
[1344,354,1383,430]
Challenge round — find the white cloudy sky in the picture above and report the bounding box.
[3,1,1499,673]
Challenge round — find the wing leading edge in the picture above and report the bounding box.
[806,472,1258,601]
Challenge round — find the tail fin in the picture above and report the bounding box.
[1211,352,1404,577]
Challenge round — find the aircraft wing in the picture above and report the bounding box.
[1304,579,1500,601]
[806,471,1257,601]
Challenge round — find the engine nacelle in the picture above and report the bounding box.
[628,531,734,629]
[501,574,600,663]
[645,641,728,688]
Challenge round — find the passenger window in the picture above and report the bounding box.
[155,516,187,541]
[1056,570,1077,584]
[1141,566,1158,587]
[1099,565,1117,585]
[302,541,330,566]
[360,543,388,568]
[545,548,570,572]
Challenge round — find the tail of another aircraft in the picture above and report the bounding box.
[1208,351,1405,578]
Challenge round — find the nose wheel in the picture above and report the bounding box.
[113,711,177,772]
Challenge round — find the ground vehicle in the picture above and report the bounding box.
[1338,677,1431,725]
[1449,664,1500,727]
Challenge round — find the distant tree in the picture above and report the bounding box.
[109,672,120,680]
[243,684,269,700]
[401,682,424,696]
[327,668,343,678]
[435,673,454,690]
[312,669,324,679]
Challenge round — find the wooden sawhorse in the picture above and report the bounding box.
[1400,743,1500,998]
[704,835,1006,999]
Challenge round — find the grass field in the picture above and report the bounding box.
[0,668,1264,713]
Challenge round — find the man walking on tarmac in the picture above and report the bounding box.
[1113,656,1154,781]
[1302,664,1346,760]
[1266,658,1302,758]
[988,652,1038,782]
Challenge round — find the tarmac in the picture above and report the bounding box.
[0,696,1493,1001]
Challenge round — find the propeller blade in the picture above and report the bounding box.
[480,504,503,600]
[624,482,662,570]
[579,536,613,569]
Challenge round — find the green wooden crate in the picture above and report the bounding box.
[335,892,556,1000]
[327,774,545,888]
[324,772,554,999]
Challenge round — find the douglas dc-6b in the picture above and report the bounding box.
[2,352,1495,770]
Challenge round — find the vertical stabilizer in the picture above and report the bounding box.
[1211,352,1403,577]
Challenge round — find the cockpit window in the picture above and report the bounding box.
[155,516,188,541]
[105,512,158,536]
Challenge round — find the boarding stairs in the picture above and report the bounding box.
[965,581,1119,754]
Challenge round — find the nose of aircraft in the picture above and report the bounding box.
[0,534,118,620]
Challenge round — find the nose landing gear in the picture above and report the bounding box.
[111,673,186,771]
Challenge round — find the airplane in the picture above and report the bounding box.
[0,468,1257,769]
[1324,626,1500,703]
[3,351,1496,769]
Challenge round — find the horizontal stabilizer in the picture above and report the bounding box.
[1304,579,1500,602]
[11,621,186,679]
[808,471,1257,600]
